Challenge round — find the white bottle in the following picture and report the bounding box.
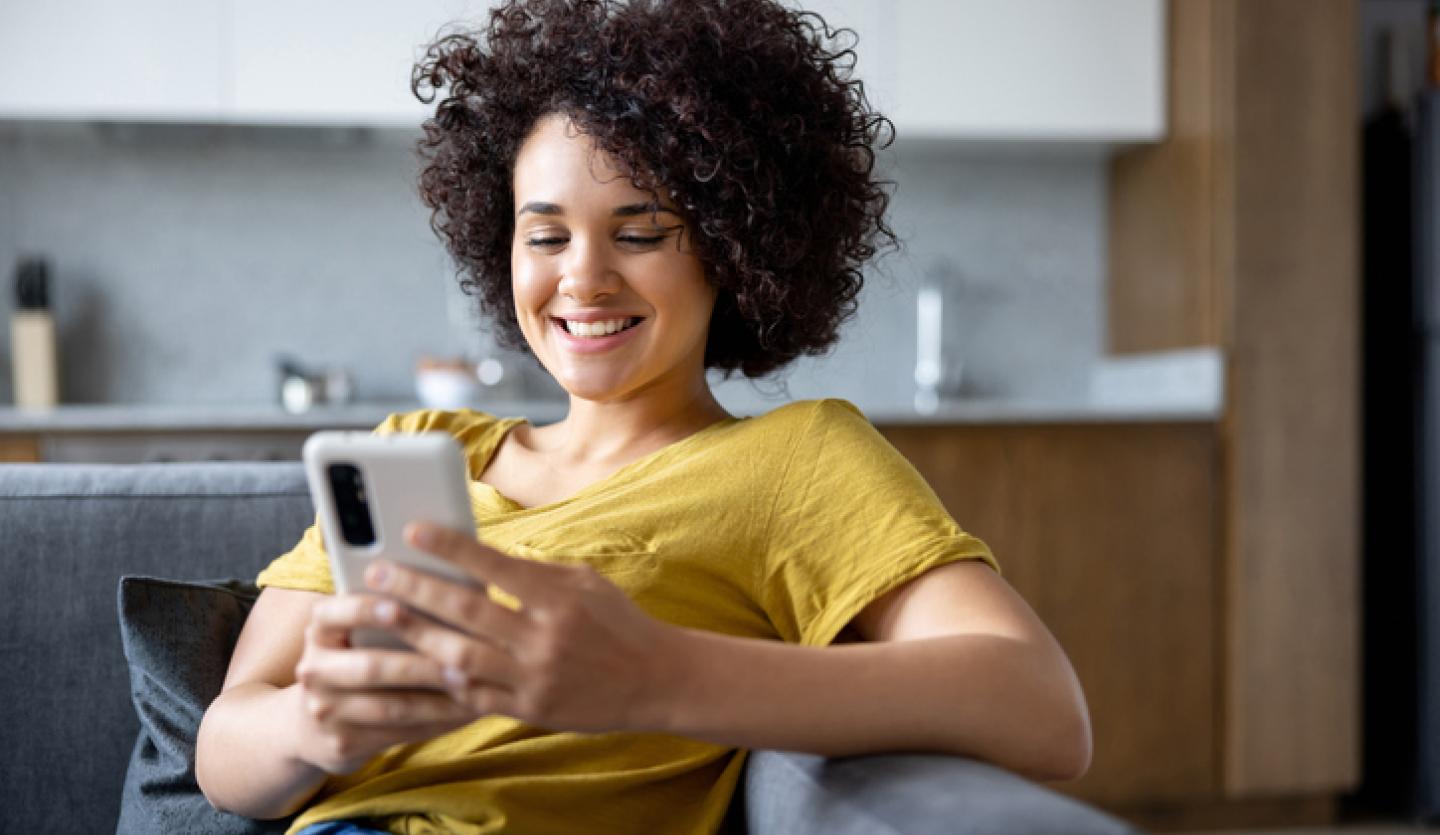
[914,283,943,414]
[11,259,58,410]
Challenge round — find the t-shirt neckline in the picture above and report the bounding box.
[473,413,742,516]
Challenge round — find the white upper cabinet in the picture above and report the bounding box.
[0,1,224,119]
[802,0,1165,142]
[0,0,1165,142]
[891,0,1166,141]
[228,0,493,125]
[0,0,493,126]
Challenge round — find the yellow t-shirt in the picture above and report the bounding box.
[257,398,998,835]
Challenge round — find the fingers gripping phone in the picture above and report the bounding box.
[302,430,481,649]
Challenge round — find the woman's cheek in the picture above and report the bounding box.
[510,265,548,340]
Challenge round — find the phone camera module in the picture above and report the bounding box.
[326,463,376,546]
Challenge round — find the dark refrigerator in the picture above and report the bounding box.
[1360,86,1440,823]
[1419,88,1440,824]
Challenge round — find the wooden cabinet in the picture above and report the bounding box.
[0,430,307,463]
[879,422,1220,807]
[0,435,40,462]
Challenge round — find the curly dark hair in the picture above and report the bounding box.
[412,0,895,378]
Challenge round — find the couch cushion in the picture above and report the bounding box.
[742,750,1138,834]
[115,576,293,834]
[0,462,311,835]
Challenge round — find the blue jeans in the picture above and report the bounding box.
[295,823,391,835]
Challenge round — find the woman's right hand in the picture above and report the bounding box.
[293,593,478,774]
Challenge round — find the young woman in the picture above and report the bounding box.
[196,1,1092,832]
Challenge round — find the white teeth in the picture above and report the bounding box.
[563,317,637,337]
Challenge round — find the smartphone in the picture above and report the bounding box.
[302,430,481,649]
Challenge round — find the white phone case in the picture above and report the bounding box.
[302,430,480,649]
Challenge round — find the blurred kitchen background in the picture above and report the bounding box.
[0,122,1115,408]
[2,0,1438,833]
[0,0,1185,429]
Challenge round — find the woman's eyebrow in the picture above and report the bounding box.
[611,202,680,217]
[514,201,679,219]
[516,201,562,218]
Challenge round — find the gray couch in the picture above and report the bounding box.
[0,462,1137,835]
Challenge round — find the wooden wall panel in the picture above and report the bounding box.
[1107,0,1222,353]
[880,423,1220,805]
[1222,0,1361,796]
[1106,0,1360,800]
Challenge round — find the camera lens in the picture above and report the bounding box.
[327,462,376,546]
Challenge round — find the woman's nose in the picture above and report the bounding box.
[557,239,622,302]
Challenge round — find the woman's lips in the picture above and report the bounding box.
[551,316,646,354]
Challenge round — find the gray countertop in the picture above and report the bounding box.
[0,396,1218,433]
[0,401,560,432]
[861,397,1218,424]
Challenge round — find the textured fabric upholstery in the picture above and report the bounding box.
[0,462,1139,835]
[741,750,1136,834]
[0,463,313,835]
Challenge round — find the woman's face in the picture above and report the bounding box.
[510,115,716,404]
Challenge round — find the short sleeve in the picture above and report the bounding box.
[255,512,334,593]
[254,409,502,594]
[759,399,999,647]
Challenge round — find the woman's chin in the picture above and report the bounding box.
[553,368,638,403]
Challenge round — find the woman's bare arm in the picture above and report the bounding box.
[655,561,1092,781]
[195,587,333,818]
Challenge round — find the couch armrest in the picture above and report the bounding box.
[739,750,1139,835]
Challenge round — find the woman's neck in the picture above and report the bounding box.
[538,376,732,468]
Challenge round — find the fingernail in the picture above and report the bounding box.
[409,523,436,548]
[444,666,467,689]
[367,561,392,590]
[375,600,398,623]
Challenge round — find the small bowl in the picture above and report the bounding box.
[415,366,480,410]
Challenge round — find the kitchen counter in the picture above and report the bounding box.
[0,401,562,433]
[0,395,1218,433]
[0,349,1223,433]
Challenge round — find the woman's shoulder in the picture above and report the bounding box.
[744,397,912,471]
[372,408,525,475]
[372,407,519,437]
[745,398,872,435]
[721,398,881,462]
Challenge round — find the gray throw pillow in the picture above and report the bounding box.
[115,576,294,835]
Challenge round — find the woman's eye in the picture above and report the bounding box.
[617,234,666,247]
[522,230,674,250]
[620,226,685,247]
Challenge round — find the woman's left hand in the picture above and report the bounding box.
[355,521,682,735]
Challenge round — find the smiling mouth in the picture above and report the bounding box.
[555,316,645,338]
